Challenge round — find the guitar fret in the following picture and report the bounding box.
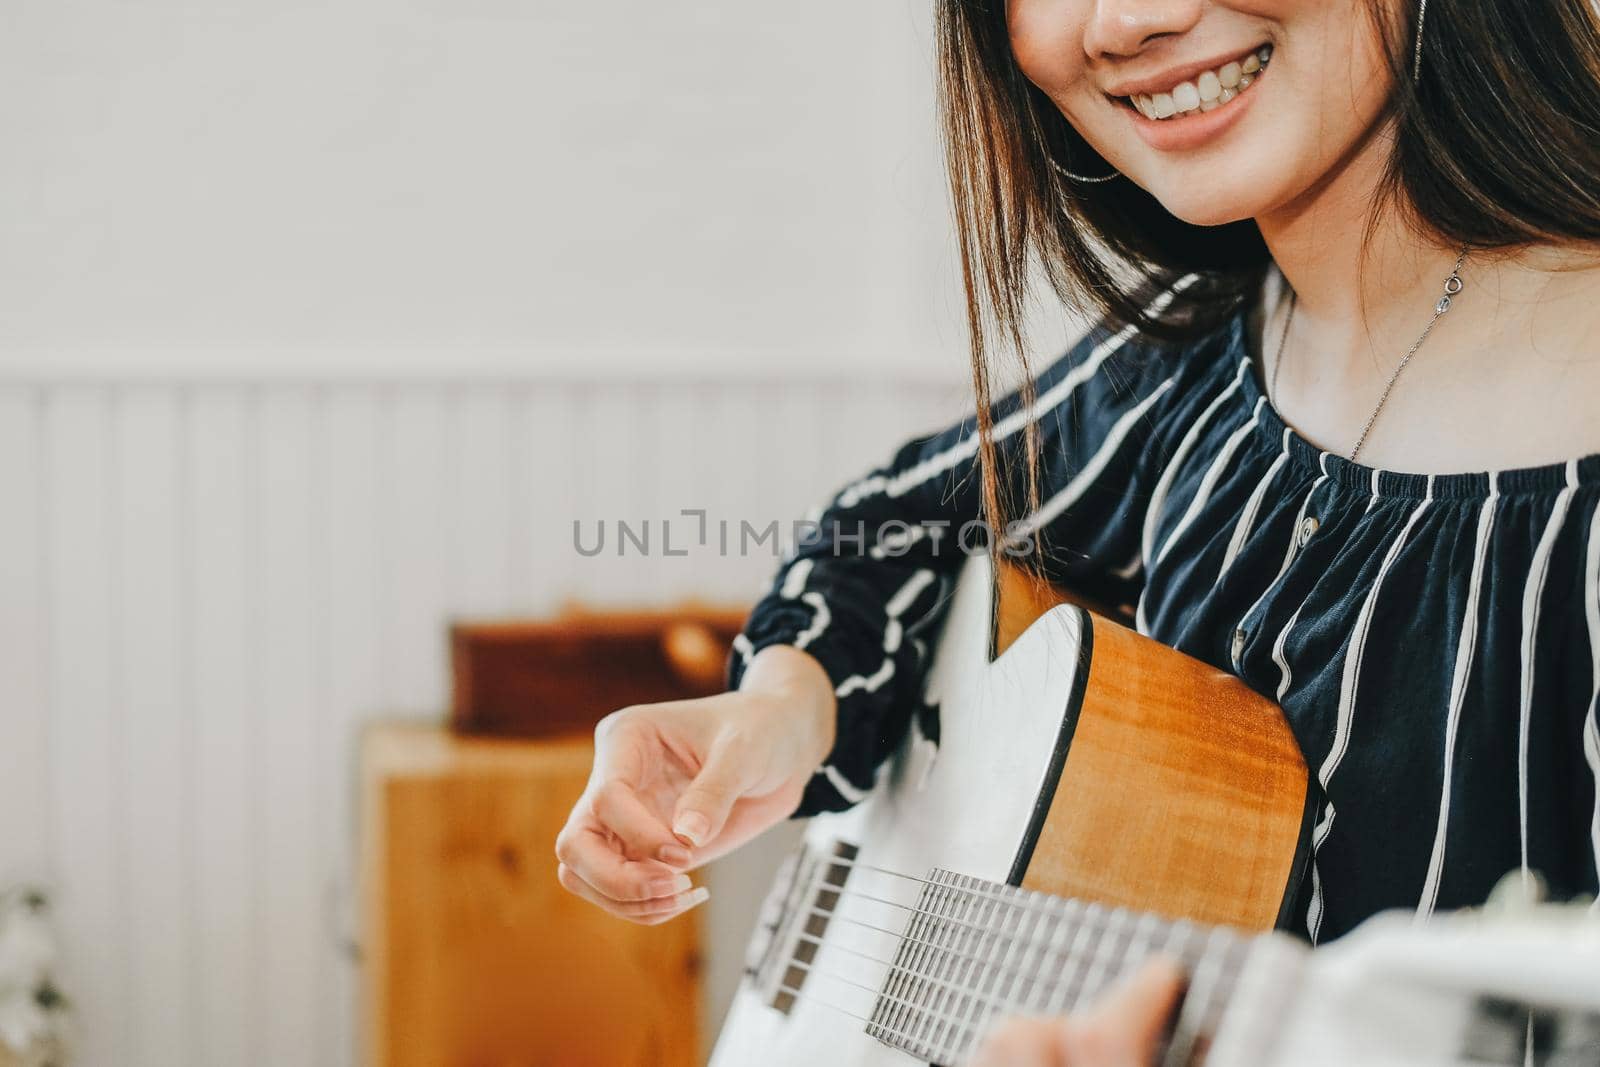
[1123,911,1162,976]
[1018,900,1064,1014]
[937,873,982,1057]
[930,872,983,1055]
[915,873,952,1057]
[896,873,940,1052]
[921,870,966,1055]
[1204,935,1251,1035]
[871,877,932,1043]
[1161,925,1233,1067]
[1056,900,1107,1014]
[1040,898,1084,1018]
[992,888,1045,1019]
[972,888,1023,1039]
[829,957,984,1054]
[961,889,1009,1042]
[901,874,952,1047]
[1029,895,1069,1012]
[861,870,1263,1067]
[1075,902,1126,1011]
[1163,918,1197,967]
[942,875,987,1054]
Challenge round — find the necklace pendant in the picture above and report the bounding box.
[1437,267,1464,315]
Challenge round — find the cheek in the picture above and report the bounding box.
[1295,2,1395,139]
[1007,0,1087,97]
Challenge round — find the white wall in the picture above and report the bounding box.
[0,1,1091,1065]
[0,377,972,1067]
[0,0,1001,381]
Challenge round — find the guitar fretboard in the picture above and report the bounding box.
[863,868,1253,1065]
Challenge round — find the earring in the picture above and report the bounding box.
[1049,158,1122,184]
[1411,0,1429,82]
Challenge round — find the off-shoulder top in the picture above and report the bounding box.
[726,274,1600,943]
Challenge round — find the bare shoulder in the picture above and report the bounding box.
[1527,244,1600,358]
[1508,248,1600,461]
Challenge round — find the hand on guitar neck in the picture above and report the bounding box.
[968,957,1187,1067]
[554,644,837,924]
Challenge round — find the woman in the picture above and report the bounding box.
[556,0,1600,1061]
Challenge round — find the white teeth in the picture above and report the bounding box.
[1128,43,1270,121]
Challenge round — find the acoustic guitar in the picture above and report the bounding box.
[709,551,1600,1066]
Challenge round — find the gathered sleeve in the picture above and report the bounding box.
[726,313,1187,816]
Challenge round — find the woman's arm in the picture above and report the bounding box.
[730,312,1181,816]
[554,308,1185,924]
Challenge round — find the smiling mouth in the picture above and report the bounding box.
[1112,43,1273,121]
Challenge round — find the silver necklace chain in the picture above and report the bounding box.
[1268,246,1469,463]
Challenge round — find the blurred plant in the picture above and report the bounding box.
[0,888,69,1067]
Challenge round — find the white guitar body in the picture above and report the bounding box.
[711,552,1090,1067]
[709,554,1600,1067]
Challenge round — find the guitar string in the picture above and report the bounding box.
[755,857,1251,1057]
[790,878,1247,979]
[770,927,1239,1066]
[785,955,993,1044]
[771,969,1185,1067]
[785,899,1244,1011]
[757,902,1244,1061]
[763,865,1600,1066]
[771,975,973,1061]
[761,855,1250,1038]
[786,922,1240,1035]
[783,952,1098,1063]
[770,968,1600,1067]
[815,854,1247,947]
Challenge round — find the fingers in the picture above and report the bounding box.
[1058,956,1187,1067]
[557,862,710,925]
[671,731,751,849]
[554,820,688,902]
[589,779,690,866]
[966,957,1187,1067]
[967,1015,1067,1067]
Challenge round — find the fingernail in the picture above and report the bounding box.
[673,811,710,848]
[681,886,711,909]
[650,874,693,897]
[657,844,692,867]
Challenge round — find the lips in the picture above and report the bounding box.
[1117,46,1269,151]
[1103,41,1271,102]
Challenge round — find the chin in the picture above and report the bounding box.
[1142,180,1274,229]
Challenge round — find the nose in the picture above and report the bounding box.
[1081,0,1204,60]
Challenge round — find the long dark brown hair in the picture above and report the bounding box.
[937,0,1600,586]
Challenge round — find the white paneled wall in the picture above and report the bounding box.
[0,375,967,1067]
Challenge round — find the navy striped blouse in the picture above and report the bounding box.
[727,274,1600,944]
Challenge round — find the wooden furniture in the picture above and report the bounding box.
[449,603,749,738]
[361,723,703,1066]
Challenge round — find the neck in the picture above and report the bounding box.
[1252,113,1462,359]
[864,869,1262,1066]
[1251,115,1600,378]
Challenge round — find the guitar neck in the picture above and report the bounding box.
[858,868,1296,1066]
